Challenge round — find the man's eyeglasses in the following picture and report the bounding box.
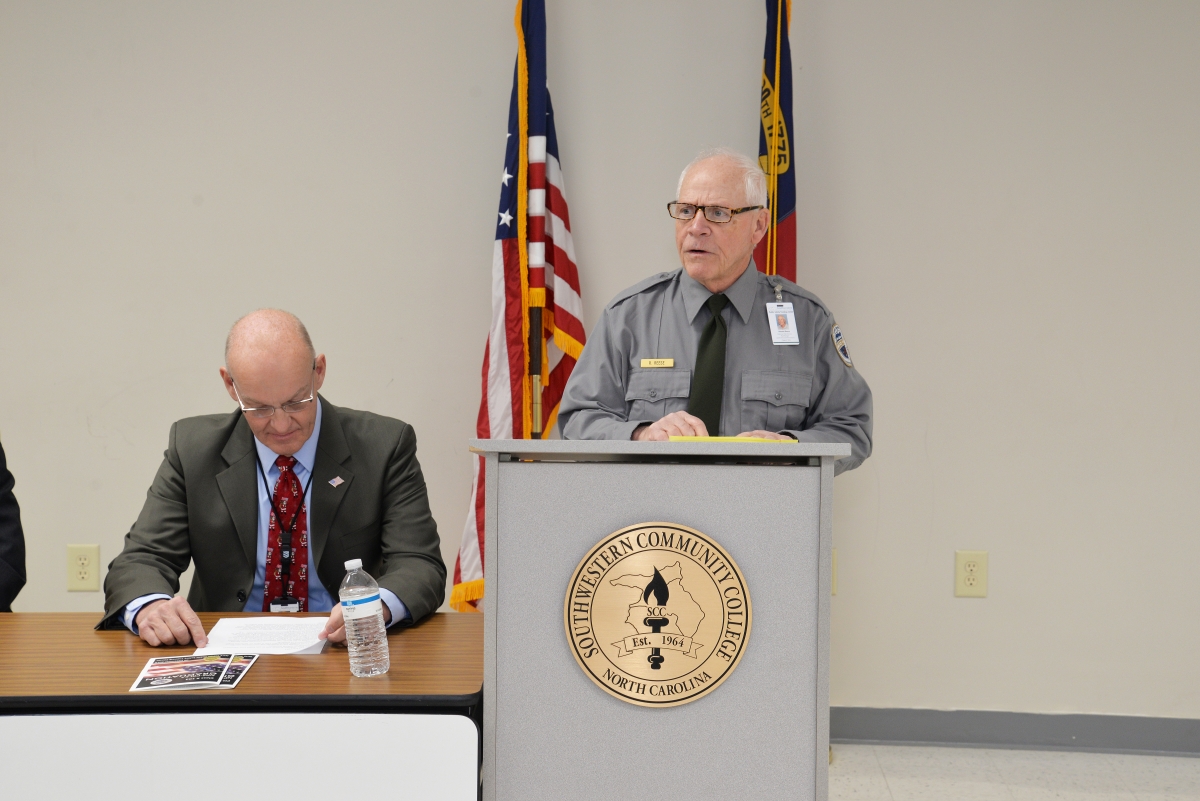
[231,367,316,419]
[667,202,764,224]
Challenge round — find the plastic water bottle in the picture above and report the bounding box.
[339,559,390,677]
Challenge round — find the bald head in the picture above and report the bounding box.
[220,309,326,456]
[225,309,315,371]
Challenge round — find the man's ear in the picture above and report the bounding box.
[313,354,327,392]
[750,208,770,246]
[219,367,239,403]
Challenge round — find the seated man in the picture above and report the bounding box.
[99,309,446,646]
[559,148,872,474]
[0,440,27,612]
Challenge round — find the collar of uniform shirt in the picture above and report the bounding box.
[679,259,759,325]
[253,397,323,480]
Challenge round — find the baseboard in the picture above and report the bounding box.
[830,707,1200,757]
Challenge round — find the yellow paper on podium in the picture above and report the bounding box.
[667,436,793,443]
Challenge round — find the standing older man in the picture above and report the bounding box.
[559,148,872,473]
[100,309,445,645]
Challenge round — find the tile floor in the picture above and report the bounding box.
[830,744,1200,800]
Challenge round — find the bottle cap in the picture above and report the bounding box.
[344,558,363,571]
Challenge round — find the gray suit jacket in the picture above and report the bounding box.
[99,397,445,629]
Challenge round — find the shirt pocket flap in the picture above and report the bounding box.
[741,371,812,407]
[625,368,692,402]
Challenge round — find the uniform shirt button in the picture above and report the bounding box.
[774,391,783,400]
[649,390,658,398]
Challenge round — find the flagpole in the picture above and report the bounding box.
[530,309,543,436]
[514,0,534,440]
[769,0,784,276]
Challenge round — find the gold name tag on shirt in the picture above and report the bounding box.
[640,358,675,368]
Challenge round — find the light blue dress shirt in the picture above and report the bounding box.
[124,400,408,631]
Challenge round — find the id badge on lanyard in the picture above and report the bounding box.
[767,302,800,345]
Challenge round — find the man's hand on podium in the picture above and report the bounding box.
[319,602,392,645]
[631,411,709,441]
[135,597,208,648]
[631,415,793,441]
[735,430,791,441]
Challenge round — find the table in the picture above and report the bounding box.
[0,611,482,713]
[0,612,483,801]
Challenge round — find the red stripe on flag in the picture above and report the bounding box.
[471,456,486,569]
[753,212,796,284]
[528,216,546,243]
[542,355,575,421]
[548,241,579,284]
[554,308,586,346]
[528,161,546,189]
[546,185,571,229]
[476,340,492,439]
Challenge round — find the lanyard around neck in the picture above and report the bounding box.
[256,456,315,589]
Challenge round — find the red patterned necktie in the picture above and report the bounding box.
[262,455,309,612]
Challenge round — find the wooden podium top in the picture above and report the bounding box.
[0,612,482,714]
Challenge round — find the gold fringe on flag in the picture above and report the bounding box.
[553,328,584,361]
[449,578,485,612]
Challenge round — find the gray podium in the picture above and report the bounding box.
[471,439,849,801]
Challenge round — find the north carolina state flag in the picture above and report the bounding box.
[753,0,797,282]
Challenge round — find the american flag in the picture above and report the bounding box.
[451,0,585,612]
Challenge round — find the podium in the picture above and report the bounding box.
[471,440,849,801]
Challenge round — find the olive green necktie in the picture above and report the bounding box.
[687,293,729,436]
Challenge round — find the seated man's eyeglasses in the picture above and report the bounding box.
[231,365,317,419]
[667,202,764,224]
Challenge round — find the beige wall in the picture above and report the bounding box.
[2,2,1197,719]
[807,1,1200,720]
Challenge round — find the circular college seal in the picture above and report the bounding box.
[564,522,752,707]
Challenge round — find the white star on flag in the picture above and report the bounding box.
[498,209,513,226]
[501,169,513,186]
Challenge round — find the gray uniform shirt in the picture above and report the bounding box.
[558,263,873,474]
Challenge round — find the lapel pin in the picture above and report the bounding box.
[329,476,344,488]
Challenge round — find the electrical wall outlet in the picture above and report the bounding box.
[832,548,838,596]
[67,544,101,592]
[955,550,988,597]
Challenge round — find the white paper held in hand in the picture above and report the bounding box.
[193,617,330,656]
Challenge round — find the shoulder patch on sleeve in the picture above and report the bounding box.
[607,269,681,308]
[831,324,854,368]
